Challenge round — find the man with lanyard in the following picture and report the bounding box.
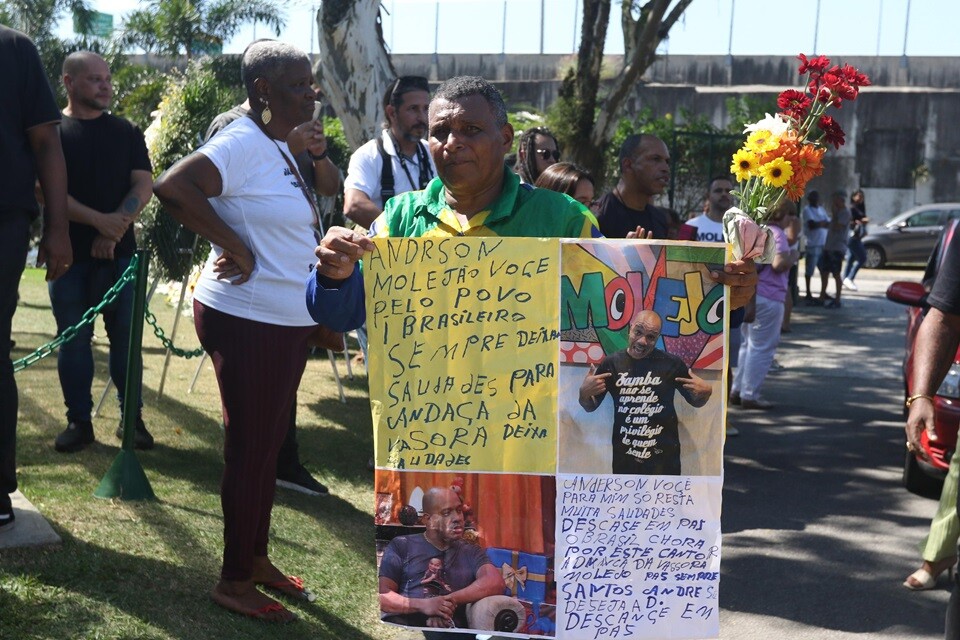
[343,75,437,229]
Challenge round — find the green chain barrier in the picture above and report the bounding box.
[13,254,206,372]
[13,255,140,373]
[143,304,205,359]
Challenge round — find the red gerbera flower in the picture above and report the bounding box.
[778,89,812,114]
[798,53,830,75]
[812,83,842,107]
[818,115,845,149]
[841,63,872,89]
[823,67,858,101]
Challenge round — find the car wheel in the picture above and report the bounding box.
[864,244,885,268]
[903,450,943,498]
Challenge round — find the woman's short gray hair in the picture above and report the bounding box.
[241,41,308,97]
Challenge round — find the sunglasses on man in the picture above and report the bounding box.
[535,149,561,162]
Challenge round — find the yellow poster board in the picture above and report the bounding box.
[364,237,558,474]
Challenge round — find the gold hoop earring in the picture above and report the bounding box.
[261,101,272,125]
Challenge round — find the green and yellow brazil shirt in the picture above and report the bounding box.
[368,168,601,240]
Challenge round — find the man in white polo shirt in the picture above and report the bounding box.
[343,76,436,229]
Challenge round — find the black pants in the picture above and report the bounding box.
[0,212,30,503]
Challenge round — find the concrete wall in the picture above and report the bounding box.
[394,53,960,221]
[394,53,960,89]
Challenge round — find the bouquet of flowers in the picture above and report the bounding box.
[723,53,871,261]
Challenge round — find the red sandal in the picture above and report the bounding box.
[259,575,317,602]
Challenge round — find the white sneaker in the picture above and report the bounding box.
[843,278,858,291]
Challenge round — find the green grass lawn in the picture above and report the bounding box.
[1,267,411,640]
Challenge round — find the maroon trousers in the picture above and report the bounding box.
[194,301,313,581]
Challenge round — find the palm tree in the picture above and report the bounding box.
[0,0,92,41]
[0,0,96,98]
[121,0,287,59]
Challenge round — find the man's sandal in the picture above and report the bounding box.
[259,575,317,602]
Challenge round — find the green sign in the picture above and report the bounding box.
[73,10,113,38]
[190,39,224,57]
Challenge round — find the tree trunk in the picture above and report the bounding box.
[563,0,692,186]
[316,0,396,150]
[566,0,610,183]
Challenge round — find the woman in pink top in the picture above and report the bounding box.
[731,200,800,410]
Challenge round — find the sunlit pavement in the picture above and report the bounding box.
[722,265,947,639]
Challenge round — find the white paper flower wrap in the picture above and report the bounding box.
[722,207,777,264]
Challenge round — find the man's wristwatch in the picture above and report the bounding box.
[309,150,328,161]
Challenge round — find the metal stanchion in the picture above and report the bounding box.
[95,250,156,501]
[157,237,198,399]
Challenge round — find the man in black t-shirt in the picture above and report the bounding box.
[579,310,712,475]
[51,51,154,454]
[595,134,672,239]
[0,26,72,532]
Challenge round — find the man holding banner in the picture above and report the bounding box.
[306,76,756,640]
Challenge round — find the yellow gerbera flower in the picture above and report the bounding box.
[730,148,758,181]
[745,129,780,154]
[759,157,794,188]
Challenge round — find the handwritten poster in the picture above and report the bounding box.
[365,237,559,473]
[556,475,722,639]
[367,238,728,639]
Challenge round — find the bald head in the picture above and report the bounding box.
[631,310,662,332]
[62,51,105,77]
[423,487,459,515]
[627,310,662,360]
[62,51,112,116]
[422,487,465,546]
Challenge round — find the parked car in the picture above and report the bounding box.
[886,219,960,496]
[864,202,960,268]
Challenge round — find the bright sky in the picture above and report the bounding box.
[60,0,960,58]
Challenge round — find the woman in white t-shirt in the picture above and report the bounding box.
[154,42,326,623]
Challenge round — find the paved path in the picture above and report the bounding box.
[721,266,948,639]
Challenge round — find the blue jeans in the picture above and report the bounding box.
[804,244,824,278]
[843,237,866,281]
[0,211,30,496]
[48,258,141,423]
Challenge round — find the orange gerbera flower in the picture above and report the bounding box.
[791,144,825,185]
[760,130,799,165]
[784,176,806,201]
